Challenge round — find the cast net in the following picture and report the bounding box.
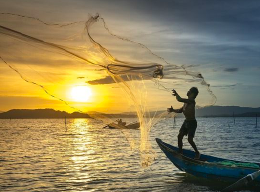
[0,13,216,166]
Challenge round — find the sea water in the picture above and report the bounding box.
[0,117,259,192]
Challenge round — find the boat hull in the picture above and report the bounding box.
[156,138,260,184]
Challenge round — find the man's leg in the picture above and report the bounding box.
[187,136,198,153]
[177,132,185,153]
[188,136,200,159]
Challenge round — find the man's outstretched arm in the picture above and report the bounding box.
[167,106,183,113]
[172,89,194,104]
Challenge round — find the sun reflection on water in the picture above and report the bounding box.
[67,119,93,182]
[65,118,110,187]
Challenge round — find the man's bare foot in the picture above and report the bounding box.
[194,152,201,160]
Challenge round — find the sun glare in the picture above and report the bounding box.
[70,86,92,102]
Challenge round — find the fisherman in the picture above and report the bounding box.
[167,87,200,159]
[117,119,123,125]
[117,119,126,126]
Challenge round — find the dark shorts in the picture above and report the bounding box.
[179,120,197,138]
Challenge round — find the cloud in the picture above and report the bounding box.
[87,75,152,85]
[224,68,239,72]
[212,83,239,89]
[87,76,116,85]
[1,0,260,109]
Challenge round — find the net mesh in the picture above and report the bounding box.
[0,13,216,166]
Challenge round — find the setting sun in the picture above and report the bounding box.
[70,86,92,102]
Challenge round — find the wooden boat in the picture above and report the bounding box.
[104,122,140,129]
[125,122,140,129]
[156,138,260,185]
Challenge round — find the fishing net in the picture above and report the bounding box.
[215,160,260,169]
[0,13,216,166]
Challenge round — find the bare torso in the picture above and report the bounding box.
[183,101,196,120]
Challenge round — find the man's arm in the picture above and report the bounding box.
[173,89,194,104]
[167,106,183,113]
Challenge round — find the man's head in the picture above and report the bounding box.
[187,87,199,99]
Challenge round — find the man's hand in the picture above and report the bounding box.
[172,89,178,96]
[172,89,184,102]
[167,106,174,113]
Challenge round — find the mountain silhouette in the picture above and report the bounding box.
[0,106,260,119]
[0,109,90,119]
[196,106,260,117]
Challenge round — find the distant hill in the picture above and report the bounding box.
[0,109,90,119]
[143,106,260,118]
[0,106,259,119]
[196,106,260,117]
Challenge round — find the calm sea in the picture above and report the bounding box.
[0,117,259,192]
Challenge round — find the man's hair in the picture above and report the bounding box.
[190,87,199,98]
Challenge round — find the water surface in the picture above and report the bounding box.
[0,117,259,191]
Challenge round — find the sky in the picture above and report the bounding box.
[0,0,260,113]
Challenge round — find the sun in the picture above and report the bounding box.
[70,86,92,102]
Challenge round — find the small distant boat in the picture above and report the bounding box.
[156,138,260,186]
[104,121,140,129]
[125,122,140,129]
